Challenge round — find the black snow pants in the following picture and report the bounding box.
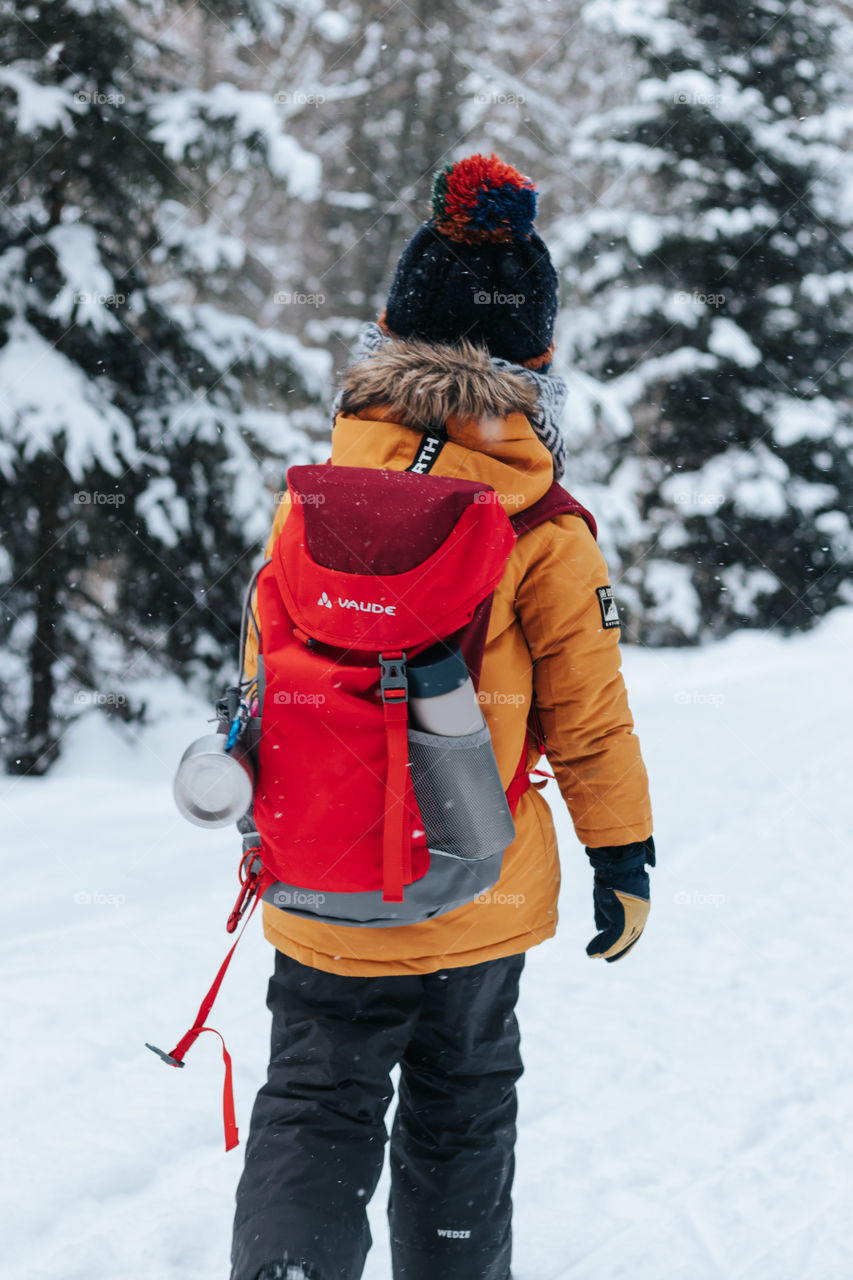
[230,948,526,1280]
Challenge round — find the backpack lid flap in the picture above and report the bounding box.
[272,466,516,648]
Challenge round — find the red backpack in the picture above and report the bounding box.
[252,462,517,923]
[148,460,595,1149]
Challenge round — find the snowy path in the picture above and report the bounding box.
[2,613,853,1280]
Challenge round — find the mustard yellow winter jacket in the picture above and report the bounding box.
[244,338,653,975]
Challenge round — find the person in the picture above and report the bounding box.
[231,153,654,1280]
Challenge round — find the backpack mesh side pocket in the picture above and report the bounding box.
[407,725,515,861]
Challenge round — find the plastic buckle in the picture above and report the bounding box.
[379,651,408,704]
[145,1043,185,1068]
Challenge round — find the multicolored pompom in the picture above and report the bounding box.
[431,153,538,245]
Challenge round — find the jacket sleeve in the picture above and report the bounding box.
[243,494,292,684]
[514,513,653,848]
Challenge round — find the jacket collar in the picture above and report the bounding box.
[332,337,554,513]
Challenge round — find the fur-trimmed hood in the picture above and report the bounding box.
[338,336,539,432]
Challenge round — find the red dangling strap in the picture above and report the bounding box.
[146,856,275,1152]
[529,766,555,793]
[187,1026,238,1151]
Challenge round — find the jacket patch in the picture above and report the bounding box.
[596,585,620,629]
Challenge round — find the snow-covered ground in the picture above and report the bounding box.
[3,612,853,1280]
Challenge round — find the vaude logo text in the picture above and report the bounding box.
[317,591,396,616]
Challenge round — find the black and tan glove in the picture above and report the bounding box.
[585,837,656,962]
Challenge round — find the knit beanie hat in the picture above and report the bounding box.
[380,153,559,371]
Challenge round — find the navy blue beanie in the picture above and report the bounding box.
[380,153,558,369]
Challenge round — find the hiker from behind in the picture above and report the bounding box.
[231,152,655,1280]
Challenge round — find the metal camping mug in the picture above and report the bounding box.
[173,734,255,828]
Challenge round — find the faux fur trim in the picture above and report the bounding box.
[338,335,539,432]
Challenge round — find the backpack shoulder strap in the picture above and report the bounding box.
[505,482,598,810]
[509,481,597,541]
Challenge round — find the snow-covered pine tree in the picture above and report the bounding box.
[180,0,641,385]
[0,0,328,773]
[285,0,474,358]
[555,0,853,643]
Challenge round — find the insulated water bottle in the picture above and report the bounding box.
[407,644,484,736]
[405,643,514,861]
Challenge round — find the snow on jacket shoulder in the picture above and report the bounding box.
[245,337,653,975]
